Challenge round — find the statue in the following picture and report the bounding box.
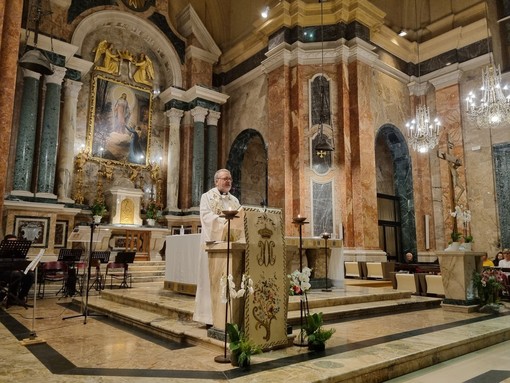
[132,53,155,86]
[438,136,465,204]
[93,40,120,75]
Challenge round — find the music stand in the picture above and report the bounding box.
[114,251,135,288]
[0,240,31,260]
[63,223,107,324]
[20,249,46,346]
[89,251,110,291]
[0,240,32,308]
[57,248,83,297]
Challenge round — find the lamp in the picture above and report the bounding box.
[19,0,54,75]
[314,0,334,158]
[261,6,270,19]
[405,1,440,154]
[465,4,510,126]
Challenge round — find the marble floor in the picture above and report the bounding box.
[1,286,510,383]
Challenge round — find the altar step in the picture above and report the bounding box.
[83,282,443,351]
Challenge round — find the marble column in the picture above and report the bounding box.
[205,110,220,189]
[0,0,22,233]
[190,106,208,206]
[12,69,42,194]
[57,79,82,203]
[165,108,184,211]
[37,66,67,199]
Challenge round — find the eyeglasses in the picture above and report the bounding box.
[218,177,232,181]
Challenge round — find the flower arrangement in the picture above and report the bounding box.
[90,201,107,216]
[288,267,312,296]
[220,273,254,303]
[450,231,462,242]
[473,268,506,307]
[145,201,161,219]
[464,234,474,243]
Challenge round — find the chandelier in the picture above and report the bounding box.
[314,0,334,158]
[405,1,440,154]
[405,104,440,153]
[465,64,510,126]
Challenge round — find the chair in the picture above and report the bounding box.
[38,261,68,298]
[105,262,131,289]
[125,230,151,261]
[105,251,135,289]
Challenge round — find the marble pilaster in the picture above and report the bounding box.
[190,106,208,206]
[205,110,220,190]
[57,79,82,203]
[12,69,41,194]
[165,108,184,210]
[37,66,67,198]
[349,60,379,249]
[0,0,22,233]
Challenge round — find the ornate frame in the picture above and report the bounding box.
[87,74,153,167]
[14,216,50,248]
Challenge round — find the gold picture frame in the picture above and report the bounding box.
[87,74,153,166]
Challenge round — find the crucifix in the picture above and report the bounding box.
[438,134,464,232]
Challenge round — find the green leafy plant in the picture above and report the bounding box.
[464,235,474,243]
[226,323,261,367]
[450,231,462,242]
[303,312,335,350]
[90,201,107,216]
[145,202,160,219]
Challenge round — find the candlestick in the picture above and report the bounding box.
[292,215,309,347]
[321,232,332,292]
[215,209,239,363]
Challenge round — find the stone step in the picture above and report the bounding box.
[83,283,443,347]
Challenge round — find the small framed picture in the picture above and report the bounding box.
[14,216,50,248]
[54,220,68,248]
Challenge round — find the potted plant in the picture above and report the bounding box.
[90,201,107,223]
[145,202,160,226]
[303,312,335,351]
[446,231,462,251]
[462,234,474,251]
[473,268,505,311]
[226,323,261,368]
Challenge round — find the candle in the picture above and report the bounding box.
[297,214,301,218]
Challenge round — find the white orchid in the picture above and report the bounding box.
[220,273,254,303]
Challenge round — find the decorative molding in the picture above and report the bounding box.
[176,4,221,57]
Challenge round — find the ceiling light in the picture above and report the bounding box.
[398,30,407,37]
[261,6,269,19]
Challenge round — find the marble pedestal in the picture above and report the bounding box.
[437,251,485,312]
[207,242,246,336]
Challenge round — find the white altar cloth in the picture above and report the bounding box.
[165,234,201,294]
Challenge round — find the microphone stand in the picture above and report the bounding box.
[63,222,106,324]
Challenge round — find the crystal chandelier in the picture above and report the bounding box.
[405,104,440,153]
[405,1,440,154]
[465,64,510,126]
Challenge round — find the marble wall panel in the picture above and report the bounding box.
[494,143,510,248]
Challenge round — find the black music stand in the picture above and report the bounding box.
[88,251,110,291]
[57,248,83,297]
[62,223,106,324]
[0,240,31,260]
[0,240,32,309]
[113,251,135,288]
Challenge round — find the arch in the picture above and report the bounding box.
[226,129,268,207]
[71,10,183,87]
[376,124,417,258]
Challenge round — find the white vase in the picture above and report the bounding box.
[93,215,102,224]
[445,241,461,251]
[461,242,472,251]
[147,218,156,226]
